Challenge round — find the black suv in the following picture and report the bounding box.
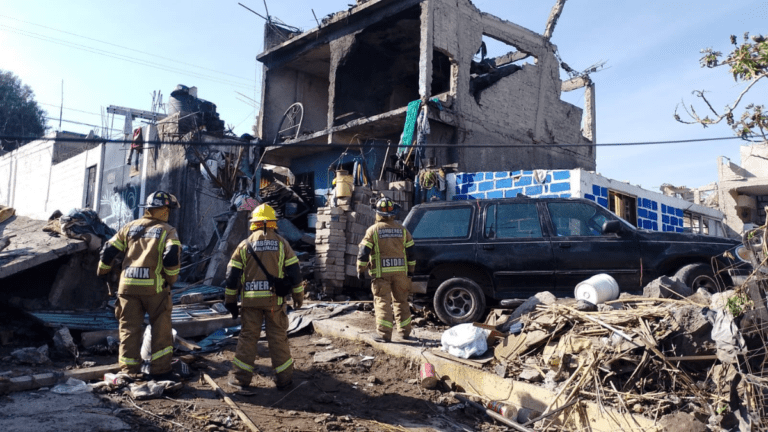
[403,197,748,325]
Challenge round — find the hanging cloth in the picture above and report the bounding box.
[397,100,422,156]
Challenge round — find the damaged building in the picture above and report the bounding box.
[256,0,596,198]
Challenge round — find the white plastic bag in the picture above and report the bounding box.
[440,323,489,359]
[51,378,91,394]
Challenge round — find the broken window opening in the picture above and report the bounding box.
[333,6,421,125]
[84,165,97,209]
[683,211,699,234]
[469,35,535,103]
[608,190,637,227]
[431,50,451,96]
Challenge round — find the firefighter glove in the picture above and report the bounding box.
[225,302,240,320]
[357,271,365,281]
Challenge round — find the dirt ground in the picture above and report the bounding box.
[0,305,504,432]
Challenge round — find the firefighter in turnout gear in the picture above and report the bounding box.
[97,191,182,380]
[357,197,416,343]
[224,204,303,390]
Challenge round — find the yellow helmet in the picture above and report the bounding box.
[250,203,277,223]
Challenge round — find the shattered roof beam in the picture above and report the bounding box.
[257,0,424,70]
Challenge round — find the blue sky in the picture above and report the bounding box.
[1,0,765,190]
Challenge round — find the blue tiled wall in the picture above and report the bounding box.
[453,170,572,200]
[584,187,685,233]
[454,172,688,234]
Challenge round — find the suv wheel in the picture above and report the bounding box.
[433,277,486,325]
[674,263,718,292]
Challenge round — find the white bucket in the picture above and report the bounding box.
[574,273,619,305]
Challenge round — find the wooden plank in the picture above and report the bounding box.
[203,373,262,432]
[431,349,494,368]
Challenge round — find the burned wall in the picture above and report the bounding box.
[143,139,232,251]
[331,5,422,125]
[261,50,331,144]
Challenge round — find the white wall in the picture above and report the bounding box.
[0,137,103,220]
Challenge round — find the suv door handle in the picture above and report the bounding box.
[558,243,571,248]
[482,244,495,250]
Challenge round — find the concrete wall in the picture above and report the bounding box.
[260,67,330,144]
[448,168,726,236]
[256,0,596,174]
[715,144,768,235]
[0,137,102,220]
[431,0,594,172]
[740,143,768,175]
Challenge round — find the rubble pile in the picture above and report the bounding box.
[491,287,768,430]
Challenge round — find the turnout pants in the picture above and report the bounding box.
[371,272,412,339]
[115,292,173,374]
[230,305,294,387]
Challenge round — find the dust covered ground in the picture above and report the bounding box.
[0,305,504,432]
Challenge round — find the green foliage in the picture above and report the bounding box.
[676,33,767,141]
[0,70,48,151]
[726,291,753,317]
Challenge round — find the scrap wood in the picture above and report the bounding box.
[558,305,639,346]
[521,399,579,427]
[203,373,262,432]
[176,335,201,351]
[453,394,536,432]
[431,348,494,367]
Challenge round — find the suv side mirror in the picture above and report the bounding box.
[602,220,622,235]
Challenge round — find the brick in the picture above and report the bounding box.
[478,181,493,192]
[495,178,512,189]
[525,185,542,195]
[515,176,532,187]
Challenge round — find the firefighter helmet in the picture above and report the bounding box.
[374,197,398,217]
[250,203,277,222]
[140,191,180,209]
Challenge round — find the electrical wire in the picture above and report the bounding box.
[38,102,102,117]
[0,14,252,82]
[0,134,753,148]
[0,24,256,91]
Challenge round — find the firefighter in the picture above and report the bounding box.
[97,191,182,380]
[357,197,416,343]
[224,203,303,390]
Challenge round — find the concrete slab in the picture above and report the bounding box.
[0,391,130,432]
[312,311,658,432]
[0,215,86,279]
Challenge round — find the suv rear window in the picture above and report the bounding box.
[409,207,472,239]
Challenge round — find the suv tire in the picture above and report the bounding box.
[434,277,486,325]
[674,263,718,292]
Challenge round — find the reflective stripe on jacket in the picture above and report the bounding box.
[357,219,414,278]
[100,217,181,295]
[225,229,300,308]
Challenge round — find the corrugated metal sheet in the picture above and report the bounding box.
[171,285,224,304]
[29,309,119,331]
